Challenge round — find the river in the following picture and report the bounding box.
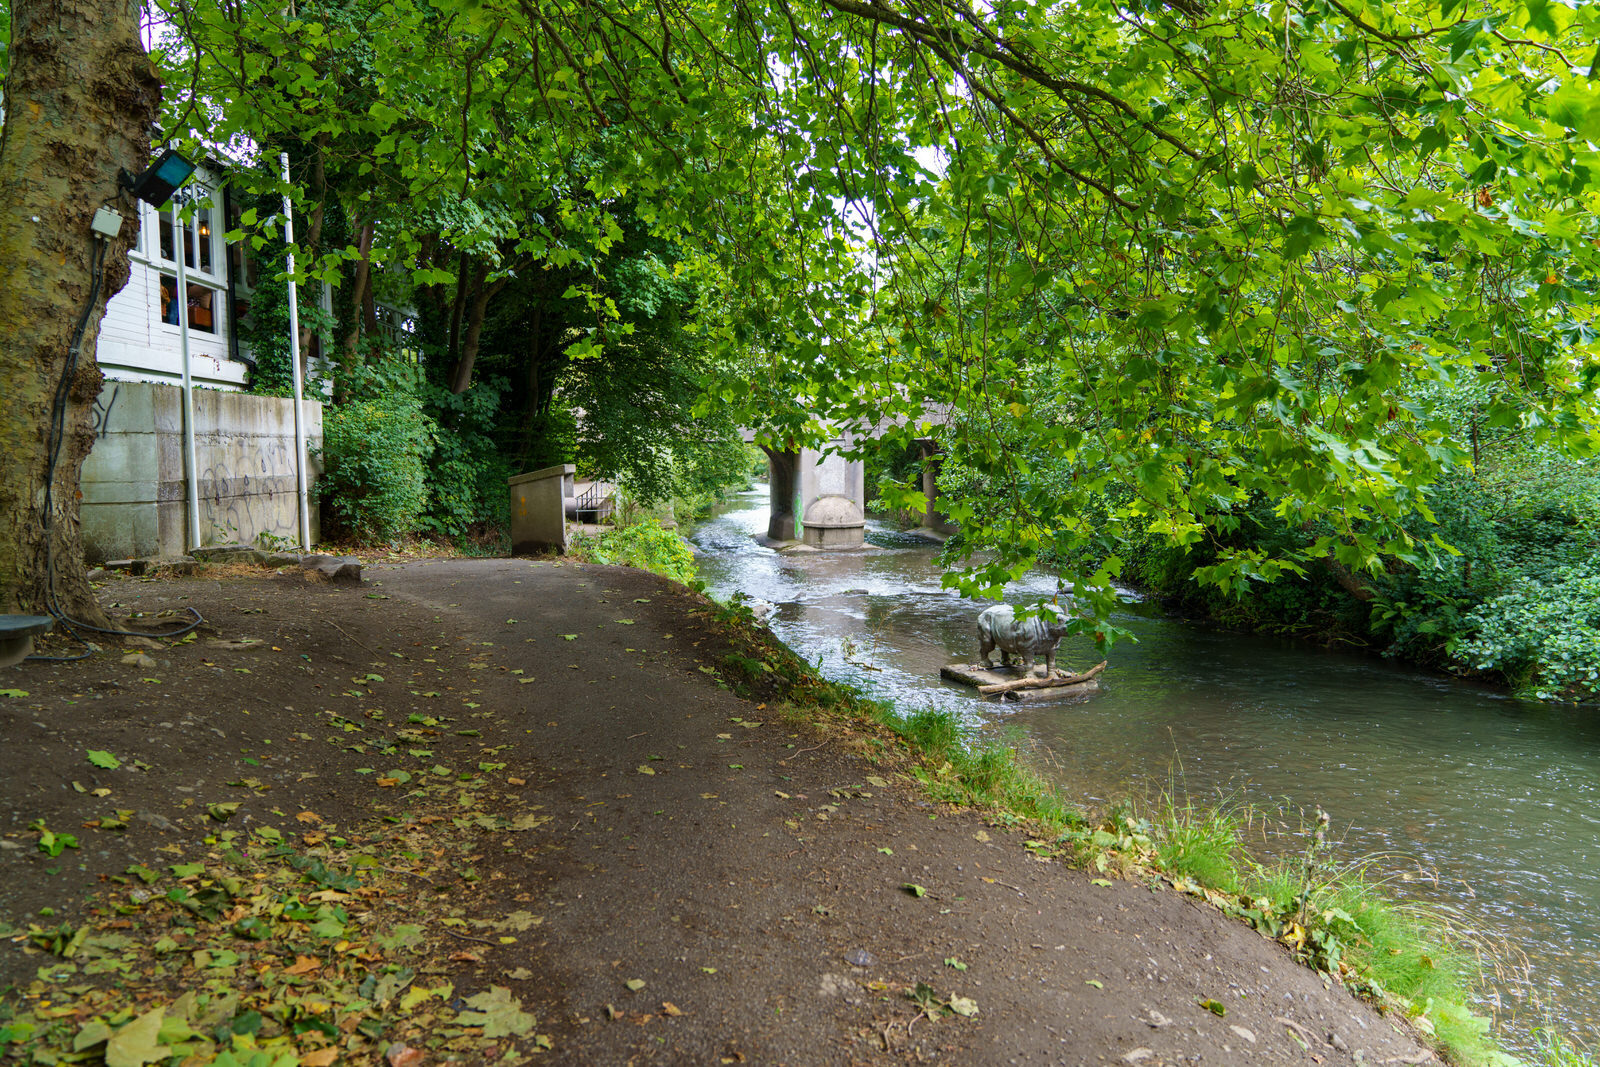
[690,488,1600,1052]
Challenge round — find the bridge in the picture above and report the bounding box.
[742,409,955,549]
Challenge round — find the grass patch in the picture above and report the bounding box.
[1531,1029,1598,1067]
[566,520,696,583]
[1150,796,1245,895]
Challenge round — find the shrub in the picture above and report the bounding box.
[568,520,696,583]
[1459,561,1600,701]
[420,377,509,538]
[317,364,434,541]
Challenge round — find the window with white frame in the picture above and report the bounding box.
[153,193,226,336]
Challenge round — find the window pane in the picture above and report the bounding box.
[197,207,213,273]
[187,285,216,333]
[183,218,195,268]
[160,275,179,324]
[159,213,175,262]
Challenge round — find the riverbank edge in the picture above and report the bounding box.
[693,581,1546,1067]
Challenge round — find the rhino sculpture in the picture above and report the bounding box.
[977,604,1070,677]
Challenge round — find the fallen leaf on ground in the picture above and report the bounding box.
[104,1006,168,1067]
[386,1043,424,1067]
[947,995,978,1017]
[457,985,538,1038]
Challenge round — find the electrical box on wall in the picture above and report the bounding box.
[89,207,123,239]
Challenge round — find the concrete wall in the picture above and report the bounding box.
[80,382,322,561]
[509,464,574,554]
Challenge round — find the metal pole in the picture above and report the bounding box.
[173,197,202,551]
[281,152,311,551]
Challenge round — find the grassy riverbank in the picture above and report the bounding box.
[697,589,1580,1067]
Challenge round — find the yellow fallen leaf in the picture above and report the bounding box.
[300,1048,338,1067]
[661,1002,684,1017]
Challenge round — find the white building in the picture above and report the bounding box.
[96,164,336,389]
[83,164,325,560]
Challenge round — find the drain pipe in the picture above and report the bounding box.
[281,152,311,551]
[173,197,202,552]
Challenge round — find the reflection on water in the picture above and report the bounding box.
[693,488,1600,1048]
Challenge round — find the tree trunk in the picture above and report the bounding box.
[445,250,471,368]
[448,270,504,395]
[341,216,375,365]
[0,0,161,622]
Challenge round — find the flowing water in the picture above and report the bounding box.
[692,488,1600,1050]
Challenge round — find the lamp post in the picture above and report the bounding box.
[170,185,202,553]
[281,152,310,552]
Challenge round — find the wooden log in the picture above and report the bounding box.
[976,661,1107,696]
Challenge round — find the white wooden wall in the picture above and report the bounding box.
[96,167,248,390]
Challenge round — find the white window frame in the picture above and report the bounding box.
[145,180,228,340]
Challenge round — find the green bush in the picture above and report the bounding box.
[1460,561,1600,701]
[420,377,509,538]
[317,363,434,541]
[568,520,696,583]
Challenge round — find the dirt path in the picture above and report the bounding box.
[0,559,1437,1065]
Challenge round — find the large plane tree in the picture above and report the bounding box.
[0,0,160,623]
[3,0,1597,629]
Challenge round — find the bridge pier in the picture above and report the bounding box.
[759,438,866,548]
[799,439,865,548]
[761,446,802,542]
[916,440,958,537]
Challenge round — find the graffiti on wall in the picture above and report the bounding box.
[82,381,321,560]
[201,436,308,548]
[90,384,120,439]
